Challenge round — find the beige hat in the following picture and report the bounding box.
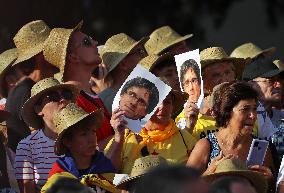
[54,103,104,155]
[116,155,167,189]
[203,159,267,193]
[101,33,149,75]
[43,21,83,82]
[139,52,174,71]
[0,48,18,97]
[144,26,193,55]
[230,42,275,59]
[273,59,284,70]
[13,20,51,65]
[21,77,79,129]
[200,47,248,79]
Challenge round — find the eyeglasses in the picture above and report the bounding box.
[251,77,281,86]
[37,89,74,104]
[74,36,95,50]
[183,78,199,87]
[124,90,148,109]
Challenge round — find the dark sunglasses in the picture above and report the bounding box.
[37,89,74,104]
[81,36,93,47]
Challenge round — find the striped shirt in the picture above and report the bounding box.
[14,129,61,192]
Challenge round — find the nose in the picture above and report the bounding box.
[248,110,257,121]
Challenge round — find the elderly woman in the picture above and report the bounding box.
[106,89,197,174]
[187,82,276,192]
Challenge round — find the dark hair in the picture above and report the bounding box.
[45,177,95,193]
[180,59,201,90]
[134,165,202,193]
[211,176,255,193]
[120,77,159,114]
[213,81,258,127]
[151,57,176,72]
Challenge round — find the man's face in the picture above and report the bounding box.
[150,94,173,124]
[183,68,201,102]
[203,62,236,93]
[251,75,282,104]
[35,89,74,128]
[70,31,101,67]
[121,45,148,74]
[119,86,150,120]
[230,182,257,193]
[152,64,180,91]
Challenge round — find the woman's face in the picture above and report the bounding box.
[64,121,97,157]
[228,99,257,135]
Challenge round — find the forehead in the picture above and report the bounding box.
[128,86,150,94]
[204,61,234,72]
[70,31,86,45]
[184,67,197,77]
[234,98,256,108]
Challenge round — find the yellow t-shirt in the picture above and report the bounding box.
[105,120,197,174]
[175,110,258,139]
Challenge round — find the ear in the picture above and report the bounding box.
[5,74,17,88]
[34,104,43,116]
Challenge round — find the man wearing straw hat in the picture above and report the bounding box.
[43,22,115,142]
[5,20,59,152]
[144,26,193,55]
[14,78,78,193]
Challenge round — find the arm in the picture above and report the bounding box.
[186,138,210,173]
[18,179,36,193]
[104,108,127,172]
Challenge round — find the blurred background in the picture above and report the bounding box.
[0,0,283,60]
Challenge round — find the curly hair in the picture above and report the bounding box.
[120,77,159,114]
[180,59,201,90]
[213,81,258,128]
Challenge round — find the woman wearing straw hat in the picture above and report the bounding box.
[187,82,276,192]
[42,103,117,193]
[15,77,78,193]
[106,89,196,174]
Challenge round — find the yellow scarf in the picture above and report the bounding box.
[131,120,180,159]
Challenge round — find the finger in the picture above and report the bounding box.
[112,110,125,120]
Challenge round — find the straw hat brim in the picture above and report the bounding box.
[157,34,193,55]
[203,170,267,193]
[21,84,79,129]
[12,43,44,66]
[201,57,249,80]
[116,174,144,190]
[0,110,11,123]
[106,36,149,74]
[54,108,104,155]
[141,52,174,71]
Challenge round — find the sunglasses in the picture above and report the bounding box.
[73,36,95,50]
[37,89,74,105]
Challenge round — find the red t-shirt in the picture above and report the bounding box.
[76,91,114,141]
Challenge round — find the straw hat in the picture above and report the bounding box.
[53,103,104,155]
[230,42,275,59]
[43,21,83,82]
[100,33,149,75]
[116,155,167,189]
[21,77,79,129]
[13,20,51,65]
[203,159,267,193]
[200,47,247,79]
[273,59,284,70]
[0,48,18,97]
[144,26,193,55]
[139,52,174,71]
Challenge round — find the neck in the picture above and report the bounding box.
[218,127,251,148]
[72,153,93,170]
[145,119,170,131]
[64,63,93,93]
[43,122,58,140]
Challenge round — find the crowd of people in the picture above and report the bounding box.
[1,19,284,193]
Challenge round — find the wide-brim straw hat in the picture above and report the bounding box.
[43,21,83,82]
[116,155,167,189]
[21,77,79,129]
[54,103,104,155]
[139,52,174,71]
[13,20,51,65]
[273,59,284,70]
[0,48,18,97]
[101,33,149,75]
[200,47,248,79]
[144,26,193,55]
[230,42,275,59]
[203,159,267,193]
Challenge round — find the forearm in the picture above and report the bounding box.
[105,134,124,172]
[18,179,36,193]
